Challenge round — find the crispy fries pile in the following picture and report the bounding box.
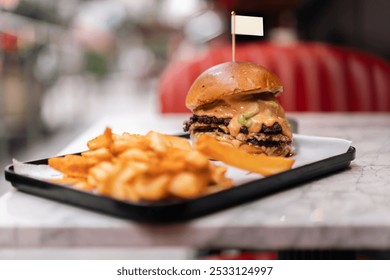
[48,128,233,202]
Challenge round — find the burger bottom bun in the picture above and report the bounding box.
[191,132,292,157]
[238,143,291,157]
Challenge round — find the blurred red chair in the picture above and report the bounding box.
[158,41,390,260]
[158,42,390,112]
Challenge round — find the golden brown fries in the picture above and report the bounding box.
[196,134,295,176]
[48,155,96,179]
[87,127,113,150]
[48,128,233,202]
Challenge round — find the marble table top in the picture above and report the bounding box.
[1,113,390,250]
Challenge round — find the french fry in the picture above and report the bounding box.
[51,177,93,191]
[196,134,295,176]
[168,171,208,199]
[108,164,141,202]
[118,148,150,162]
[111,134,150,155]
[185,150,209,170]
[51,177,84,186]
[134,174,171,201]
[146,131,167,153]
[161,134,192,151]
[152,148,188,173]
[81,147,112,161]
[87,127,113,150]
[157,159,186,173]
[73,181,94,191]
[209,164,229,184]
[48,155,95,179]
[88,161,116,191]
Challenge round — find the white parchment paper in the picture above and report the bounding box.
[12,159,62,180]
[13,134,352,186]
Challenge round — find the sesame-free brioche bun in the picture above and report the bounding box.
[191,131,291,157]
[185,61,283,111]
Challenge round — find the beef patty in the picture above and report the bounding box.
[183,114,291,148]
[184,115,282,134]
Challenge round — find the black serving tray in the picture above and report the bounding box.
[4,143,355,223]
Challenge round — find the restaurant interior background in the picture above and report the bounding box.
[1,0,389,195]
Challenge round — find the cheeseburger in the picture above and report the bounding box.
[183,61,293,157]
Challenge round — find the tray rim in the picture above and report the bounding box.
[4,143,356,223]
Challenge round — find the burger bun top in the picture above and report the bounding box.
[185,61,283,111]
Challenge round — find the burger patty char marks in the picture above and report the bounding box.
[192,126,226,133]
[183,114,283,134]
[238,122,282,134]
[183,114,230,131]
[247,138,292,148]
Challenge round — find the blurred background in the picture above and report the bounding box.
[1,0,390,195]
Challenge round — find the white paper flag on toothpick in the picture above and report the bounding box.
[231,15,264,36]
